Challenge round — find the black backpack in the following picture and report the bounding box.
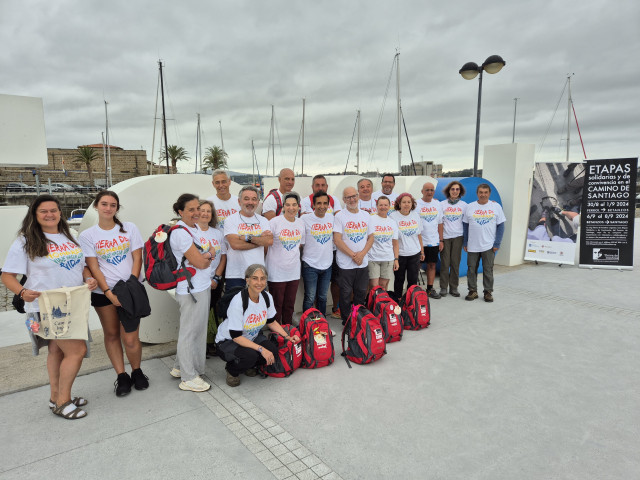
[216,286,271,320]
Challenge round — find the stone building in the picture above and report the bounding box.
[401,161,443,177]
[0,144,163,188]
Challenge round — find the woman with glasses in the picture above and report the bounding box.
[439,181,467,297]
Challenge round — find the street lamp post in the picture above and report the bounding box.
[459,55,506,177]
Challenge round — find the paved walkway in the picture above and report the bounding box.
[1,228,638,479]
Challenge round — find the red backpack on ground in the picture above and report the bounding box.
[143,224,200,293]
[260,324,303,378]
[298,308,335,368]
[366,286,403,343]
[341,304,386,367]
[400,285,431,330]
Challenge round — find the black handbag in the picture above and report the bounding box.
[11,274,28,314]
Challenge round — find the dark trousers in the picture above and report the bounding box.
[217,333,279,377]
[207,279,225,344]
[440,236,463,291]
[268,280,299,325]
[394,252,421,297]
[466,249,495,293]
[337,266,368,324]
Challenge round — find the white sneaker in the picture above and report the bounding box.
[179,378,210,392]
[170,368,181,378]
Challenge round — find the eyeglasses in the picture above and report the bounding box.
[344,195,358,201]
[424,189,434,192]
[450,187,460,191]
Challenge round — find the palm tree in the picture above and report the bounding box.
[162,145,190,174]
[74,146,100,186]
[203,146,228,171]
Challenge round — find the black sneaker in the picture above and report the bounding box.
[131,368,149,390]
[114,372,132,397]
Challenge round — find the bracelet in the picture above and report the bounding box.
[104,288,111,294]
[212,275,221,283]
[84,277,94,282]
[18,288,26,299]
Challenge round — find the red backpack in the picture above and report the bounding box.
[341,304,386,367]
[400,285,431,330]
[298,308,335,368]
[260,324,303,378]
[366,286,403,343]
[143,224,200,293]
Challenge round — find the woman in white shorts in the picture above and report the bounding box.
[367,196,399,290]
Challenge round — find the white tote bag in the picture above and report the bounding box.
[37,285,91,341]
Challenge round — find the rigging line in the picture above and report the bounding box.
[344,113,359,174]
[401,109,416,175]
[537,77,568,157]
[150,68,160,172]
[572,103,587,159]
[265,114,273,175]
[274,114,283,168]
[293,121,303,171]
[368,55,396,164]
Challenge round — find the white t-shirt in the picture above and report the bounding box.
[79,222,144,293]
[301,213,334,270]
[442,200,468,239]
[372,190,398,206]
[3,233,85,313]
[199,226,227,276]
[368,215,398,262]
[262,189,288,216]
[416,199,443,247]
[206,195,240,232]
[223,212,272,279]
[390,210,423,257]
[300,194,341,215]
[169,221,211,295]
[463,201,507,252]
[358,198,377,215]
[334,209,371,269]
[266,216,305,282]
[215,290,277,342]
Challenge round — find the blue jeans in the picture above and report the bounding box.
[301,261,332,315]
[225,278,246,291]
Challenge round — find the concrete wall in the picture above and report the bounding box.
[483,143,535,266]
[0,206,29,267]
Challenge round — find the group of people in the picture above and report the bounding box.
[1,168,506,419]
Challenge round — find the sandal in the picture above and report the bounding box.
[49,397,88,410]
[52,400,87,420]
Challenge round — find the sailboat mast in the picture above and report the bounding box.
[356,110,361,175]
[159,60,170,174]
[301,98,305,176]
[104,100,112,187]
[252,139,256,186]
[195,113,200,172]
[102,131,107,187]
[271,105,275,176]
[219,120,225,151]
[396,51,402,173]
[566,75,572,162]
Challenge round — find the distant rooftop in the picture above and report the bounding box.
[78,144,123,151]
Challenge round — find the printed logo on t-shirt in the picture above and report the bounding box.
[198,236,211,252]
[419,206,439,223]
[237,223,264,236]
[95,236,131,266]
[48,241,83,271]
[209,238,223,258]
[397,219,419,237]
[373,225,394,243]
[443,206,463,223]
[344,221,367,243]
[471,209,496,226]
[310,222,333,245]
[245,309,267,338]
[217,208,238,229]
[359,201,377,215]
[279,228,302,251]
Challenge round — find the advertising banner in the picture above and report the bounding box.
[525,162,584,264]
[579,157,637,269]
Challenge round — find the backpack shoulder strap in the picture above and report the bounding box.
[261,290,271,308]
[241,288,249,314]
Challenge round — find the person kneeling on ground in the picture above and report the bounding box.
[215,264,301,387]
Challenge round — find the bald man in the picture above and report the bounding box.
[416,182,443,298]
[262,168,295,220]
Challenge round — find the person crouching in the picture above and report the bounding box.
[215,264,301,387]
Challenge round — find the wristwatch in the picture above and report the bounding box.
[245,235,252,243]
[258,346,263,353]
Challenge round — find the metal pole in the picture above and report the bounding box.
[356,110,360,175]
[251,139,255,186]
[159,61,170,174]
[271,105,275,176]
[566,75,572,162]
[301,98,305,176]
[105,101,112,187]
[473,69,483,177]
[219,120,225,152]
[512,98,518,143]
[396,52,402,173]
[195,113,200,172]
[102,132,107,188]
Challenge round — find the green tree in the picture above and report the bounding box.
[161,145,190,174]
[74,146,100,186]
[203,146,228,171]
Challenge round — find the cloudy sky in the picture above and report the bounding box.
[2,0,639,176]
